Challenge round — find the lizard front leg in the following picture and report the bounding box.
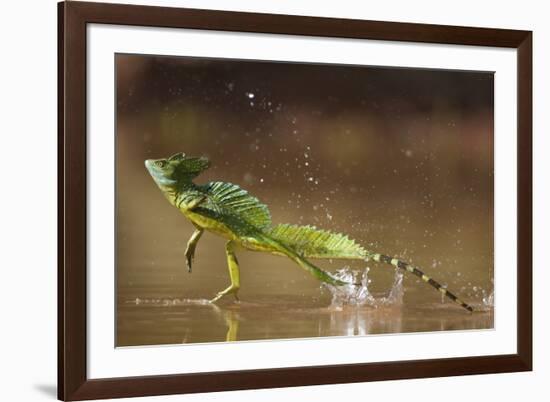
[175,193,207,211]
[210,240,241,303]
[186,194,207,210]
[184,226,203,273]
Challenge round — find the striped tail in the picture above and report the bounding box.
[265,224,473,312]
[370,253,474,312]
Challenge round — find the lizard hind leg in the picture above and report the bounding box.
[210,241,241,303]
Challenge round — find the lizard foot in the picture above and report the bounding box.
[185,249,194,273]
[210,285,240,303]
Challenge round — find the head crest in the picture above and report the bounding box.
[168,152,211,176]
[168,152,185,161]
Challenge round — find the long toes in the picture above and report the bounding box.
[210,293,223,303]
[185,256,193,273]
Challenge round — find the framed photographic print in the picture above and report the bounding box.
[58,1,532,400]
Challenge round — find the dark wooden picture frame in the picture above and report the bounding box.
[58,1,532,400]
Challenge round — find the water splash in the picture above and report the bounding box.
[129,298,212,306]
[323,267,375,307]
[481,289,494,311]
[323,264,404,308]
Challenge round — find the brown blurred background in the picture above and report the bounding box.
[116,54,493,346]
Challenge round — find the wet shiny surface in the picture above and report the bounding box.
[117,293,493,347]
[116,203,494,347]
[117,190,494,346]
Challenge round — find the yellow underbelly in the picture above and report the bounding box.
[184,210,283,254]
[186,211,236,240]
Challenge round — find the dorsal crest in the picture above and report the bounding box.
[268,224,366,259]
[203,182,272,229]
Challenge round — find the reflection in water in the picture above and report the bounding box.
[117,285,493,347]
[116,244,495,346]
[325,306,403,337]
[223,311,239,342]
[210,304,240,342]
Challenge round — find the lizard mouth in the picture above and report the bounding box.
[144,159,158,175]
[145,159,176,186]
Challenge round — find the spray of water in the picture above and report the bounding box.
[130,298,212,306]
[322,261,404,309]
[481,290,494,311]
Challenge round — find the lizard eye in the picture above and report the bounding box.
[155,160,166,168]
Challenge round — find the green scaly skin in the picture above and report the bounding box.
[145,153,474,312]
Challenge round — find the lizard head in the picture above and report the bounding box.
[145,152,211,187]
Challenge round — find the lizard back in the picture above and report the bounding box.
[199,181,272,230]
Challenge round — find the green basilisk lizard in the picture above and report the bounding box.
[145,152,473,312]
